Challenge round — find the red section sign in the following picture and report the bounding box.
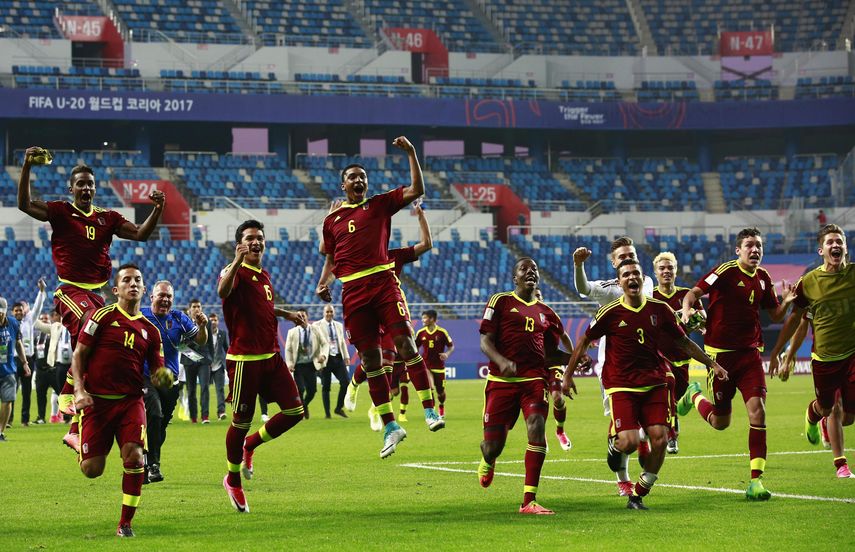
[111,180,192,240]
[454,183,530,243]
[56,16,109,42]
[720,31,774,56]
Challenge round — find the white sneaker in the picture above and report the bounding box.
[368,406,383,432]
[380,422,407,459]
[344,383,359,412]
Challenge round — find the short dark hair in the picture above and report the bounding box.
[817,224,845,245]
[616,257,640,274]
[189,298,201,306]
[235,219,264,243]
[422,309,438,319]
[735,227,762,247]
[610,236,634,256]
[341,163,367,182]
[514,257,535,271]
[114,262,142,285]
[12,302,24,310]
[70,164,94,183]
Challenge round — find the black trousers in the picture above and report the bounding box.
[294,362,317,412]
[320,355,348,415]
[143,381,180,466]
[34,364,61,420]
[184,363,211,420]
[14,356,34,424]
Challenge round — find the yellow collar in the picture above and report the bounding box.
[70,201,94,217]
[116,304,143,320]
[241,262,263,273]
[512,291,537,306]
[620,295,647,313]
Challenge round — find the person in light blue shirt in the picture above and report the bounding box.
[139,280,207,482]
[0,297,29,441]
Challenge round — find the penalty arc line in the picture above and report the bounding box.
[399,464,855,504]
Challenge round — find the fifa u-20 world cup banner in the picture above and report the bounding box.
[720,31,774,56]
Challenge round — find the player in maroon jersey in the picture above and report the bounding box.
[317,137,442,459]
[676,228,795,500]
[341,200,433,428]
[71,263,165,537]
[564,259,726,510]
[477,257,569,515]
[218,219,307,513]
[18,147,165,453]
[415,309,453,417]
[651,251,706,454]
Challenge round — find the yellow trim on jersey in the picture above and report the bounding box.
[429,368,446,374]
[240,262,263,273]
[511,291,538,306]
[670,359,691,368]
[595,297,622,319]
[57,278,107,290]
[69,201,95,217]
[486,374,544,383]
[619,295,647,313]
[339,262,395,283]
[115,304,144,321]
[736,263,758,277]
[704,345,735,354]
[340,198,369,209]
[605,383,665,394]
[487,291,513,308]
[226,352,276,361]
[56,292,84,319]
[91,393,127,399]
[92,304,117,322]
[811,349,855,363]
[714,260,739,275]
[654,285,689,299]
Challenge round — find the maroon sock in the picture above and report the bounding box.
[61,368,74,395]
[245,411,302,451]
[749,424,767,479]
[523,441,547,506]
[634,471,657,497]
[807,400,823,424]
[404,355,435,409]
[553,402,566,427]
[352,364,367,385]
[120,460,144,525]
[696,396,715,424]
[226,421,250,486]
[668,425,677,440]
[367,371,394,425]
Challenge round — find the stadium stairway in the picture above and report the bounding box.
[291,168,335,202]
[220,0,258,43]
[702,172,726,213]
[504,238,585,303]
[341,0,383,44]
[461,0,511,52]
[554,172,594,206]
[625,0,658,55]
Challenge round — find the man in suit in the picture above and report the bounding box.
[314,305,350,418]
[205,313,229,421]
[285,309,328,419]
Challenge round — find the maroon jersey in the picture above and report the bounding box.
[219,262,279,359]
[78,304,164,397]
[416,325,453,369]
[479,291,563,381]
[695,261,779,351]
[388,246,417,276]
[322,187,407,281]
[651,286,702,364]
[46,201,129,288]
[587,297,684,390]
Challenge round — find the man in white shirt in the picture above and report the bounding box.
[314,305,350,419]
[285,309,328,419]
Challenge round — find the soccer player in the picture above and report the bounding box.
[768,224,855,478]
[17,147,165,452]
[477,257,568,515]
[564,259,726,510]
[676,227,795,500]
[71,263,165,537]
[140,281,207,483]
[415,310,453,417]
[219,219,307,513]
[651,251,706,454]
[343,200,433,429]
[317,138,442,459]
[573,236,654,495]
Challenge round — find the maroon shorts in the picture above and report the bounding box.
[342,271,411,352]
[705,348,766,416]
[483,379,548,428]
[812,353,855,413]
[608,385,670,434]
[547,367,564,394]
[227,354,302,422]
[390,360,409,389]
[79,395,146,461]
[54,284,105,346]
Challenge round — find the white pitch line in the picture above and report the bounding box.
[409,448,855,466]
[399,464,855,504]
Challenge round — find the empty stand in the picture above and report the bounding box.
[243,0,370,47]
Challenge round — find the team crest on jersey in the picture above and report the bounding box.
[539,313,546,323]
[166,320,173,330]
[650,314,658,326]
[141,328,148,340]
[760,280,766,290]
[97,217,105,226]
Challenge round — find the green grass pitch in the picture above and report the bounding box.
[1,375,852,550]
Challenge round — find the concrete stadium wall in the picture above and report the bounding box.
[0,38,72,73]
